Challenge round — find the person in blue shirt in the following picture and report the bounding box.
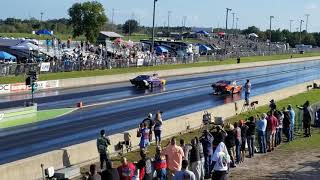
[256,114,267,153]
[287,105,295,141]
[199,130,213,179]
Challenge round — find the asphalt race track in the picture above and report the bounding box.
[0,60,320,164]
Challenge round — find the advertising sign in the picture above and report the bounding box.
[40,62,51,72]
[0,84,10,94]
[137,59,144,66]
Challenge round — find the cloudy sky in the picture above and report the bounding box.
[1,0,319,32]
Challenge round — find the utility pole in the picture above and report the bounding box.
[151,0,158,55]
[111,8,115,31]
[40,12,44,22]
[167,11,172,36]
[269,16,274,54]
[300,19,304,44]
[232,13,235,31]
[225,8,232,55]
[305,14,310,32]
[289,20,294,32]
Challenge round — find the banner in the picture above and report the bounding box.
[10,83,30,93]
[137,59,144,66]
[0,84,10,94]
[40,62,51,72]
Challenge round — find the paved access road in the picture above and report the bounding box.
[0,60,320,164]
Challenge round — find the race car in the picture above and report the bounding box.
[211,80,242,94]
[130,74,166,88]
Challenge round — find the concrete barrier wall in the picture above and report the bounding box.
[59,57,320,89]
[0,79,319,180]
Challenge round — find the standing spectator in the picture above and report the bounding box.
[246,116,256,158]
[297,101,313,137]
[269,99,277,112]
[234,122,241,164]
[154,111,163,145]
[282,107,291,142]
[97,129,111,170]
[189,139,201,180]
[162,137,185,178]
[101,161,120,180]
[153,146,167,180]
[256,114,267,153]
[239,120,248,162]
[138,123,150,150]
[180,139,192,161]
[67,37,71,48]
[244,79,251,105]
[275,110,284,146]
[224,123,236,167]
[288,105,295,141]
[117,157,136,180]
[267,111,278,152]
[174,160,196,180]
[88,164,102,180]
[200,130,213,178]
[136,150,153,180]
[211,132,231,180]
[142,113,154,142]
[194,137,205,180]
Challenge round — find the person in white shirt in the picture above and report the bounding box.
[174,160,196,180]
[211,135,231,180]
[244,79,251,105]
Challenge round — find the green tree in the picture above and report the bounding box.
[68,1,107,42]
[241,26,260,35]
[123,19,138,35]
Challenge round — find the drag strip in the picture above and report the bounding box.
[0,60,319,164]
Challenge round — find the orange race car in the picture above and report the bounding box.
[212,80,242,95]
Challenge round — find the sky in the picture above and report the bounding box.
[1,0,319,32]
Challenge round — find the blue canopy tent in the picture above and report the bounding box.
[197,44,212,55]
[155,46,169,55]
[196,30,209,36]
[36,29,52,36]
[0,51,16,61]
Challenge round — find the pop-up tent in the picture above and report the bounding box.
[10,42,39,51]
[36,29,52,36]
[0,51,16,60]
[196,30,210,36]
[155,46,168,54]
[249,33,259,38]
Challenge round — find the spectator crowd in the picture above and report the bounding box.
[85,99,314,180]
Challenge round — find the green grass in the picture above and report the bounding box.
[123,33,150,42]
[0,32,86,41]
[106,89,320,167]
[2,51,320,84]
[279,128,320,151]
[0,108,75,128]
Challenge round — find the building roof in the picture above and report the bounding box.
[99,31,123,38]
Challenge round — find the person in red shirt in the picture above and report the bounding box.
[117,157,136,180]
[266,111,278,152]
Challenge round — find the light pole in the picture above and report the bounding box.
[289,20,294,32]
[305,14,310,32]
[236,17,239,33]
[299,19,304,44]
[232,12,235,32]
[225,8,232,55]
[269,16,274,54]
[151,0,158,55]
[40,12,44,22]
[167,11,172,36]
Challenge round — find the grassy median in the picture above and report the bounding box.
[2,52,320,84]
[0,108,75,129]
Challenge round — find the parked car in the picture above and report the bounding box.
[212,80,242,94]
[130,74,166,88]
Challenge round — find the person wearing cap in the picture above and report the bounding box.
[153,146,167,180]
[136,149,153,180]
[189,138,201,180]
[239,120,248,162]
[256,114,267,153]
[266,111,278,152]
[224,123,236,167]
[297,101,313,137]
[287,104,295,141]
[97,129,111,170]
[139,123,150,150]
[269,99,277,111]
[142,113,154,142]
[200,129,213,178]
[233,122,242,164]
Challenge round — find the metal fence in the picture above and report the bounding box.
[0,48,319,77]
